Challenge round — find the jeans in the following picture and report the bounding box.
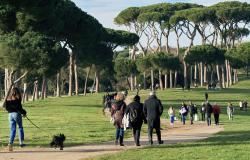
[9,112,24,144]
[206,114,211,126]
[115,127,124,140]
[181,114,186,125]
[170,115,175,124]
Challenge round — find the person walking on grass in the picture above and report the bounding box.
[212,103,221,125]
[125,95,146,146]
[227,102,234,120]
[5,87,27,151]
[143,91,164,145]
[168,106,175,127]
[179,102,188,125]
[111,92,126,146]
[205,102,213,126]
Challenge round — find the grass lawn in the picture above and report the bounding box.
[0,79,249,160]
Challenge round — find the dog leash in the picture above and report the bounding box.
[24,115,52,137]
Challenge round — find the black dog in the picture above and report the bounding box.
[50,134,66,150]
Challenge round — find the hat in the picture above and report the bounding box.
[149,91,155,96]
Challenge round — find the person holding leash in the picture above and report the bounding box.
[5,87,27,151]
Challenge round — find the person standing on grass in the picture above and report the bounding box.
[212,103,221,125]
[111,92,126,146]
[168,106,175,127]
[125,95,146,146]
[143,91,164,145]
[227,102,234,120]
[179,102,188,125]
[5,87,27,151]
[205,102,213,126]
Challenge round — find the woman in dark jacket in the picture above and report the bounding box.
[111,92,126,146]
[125,95,146,146]
[5,87,27,151]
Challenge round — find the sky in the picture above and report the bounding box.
[71,0,250,47]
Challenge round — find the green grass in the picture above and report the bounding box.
[1,79,250,160]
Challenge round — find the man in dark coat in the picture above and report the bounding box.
[125,95,146,146]
[205,102,213,126]
[143,91,164,145]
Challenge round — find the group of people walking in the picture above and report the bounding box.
[110,91,163,146]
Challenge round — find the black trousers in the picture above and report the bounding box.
[201,113,205,121]
[214,114,219,125]
[147,119,161,144]
[132,127,141,145]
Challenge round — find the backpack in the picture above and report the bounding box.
[129,108,138,123]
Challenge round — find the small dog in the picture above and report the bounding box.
[50,134,66,150]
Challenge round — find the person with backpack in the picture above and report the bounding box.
[179,102,188,125]
[227,102,234,120]
[111,92,126,146]
[168,106,175,127]
[205,102,213,126]
[143,91,163,145]
[212,103,221,125]
[125,95,146,146]
[5,87,27,151]
[200,102,206,121]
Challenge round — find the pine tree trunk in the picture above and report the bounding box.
[143,72,146,89]
[35,80,39,100]
[170,70,173,88]
[184,62,188,89]
[91,72,96,94]
[200,63,203,87]
[134,76,137,88]
[74,59,78,95]
[4,68,8,96]
[229,64,232,86]
[41,76,46,100]
[216,65,222,89]
[221,66,225,88]
[164,74,168,89]
[95,69,100,93]
[190,66,193,87]
[194,64,197,87]
[151,70,154,90]
[130,74,134,91]
[225,60,229,88]
[174,71,177,88]
[204,65,207,84]
[56,72,61,97]
[22,83,28,103]
[68,54,73,96]
[83,66,91,96]
[32,81,36,101]
[159,70,163,90]
[233,69,237,84]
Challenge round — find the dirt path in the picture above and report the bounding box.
[0,120,223,160]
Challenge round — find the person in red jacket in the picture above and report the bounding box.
[212,103,221,125]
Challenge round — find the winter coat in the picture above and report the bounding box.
[125,101,145,129]
[111,100,126,128]
[143,95,163,128]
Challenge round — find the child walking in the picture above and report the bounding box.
[168,106,175,127]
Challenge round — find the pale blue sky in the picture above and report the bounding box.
[71,0,250,47]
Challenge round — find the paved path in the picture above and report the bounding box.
[0,120,223,160]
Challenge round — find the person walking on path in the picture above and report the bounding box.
[125,95,146,146]
[143,91,164,145]
[5,87,27,151]
[205,102,213,126]
[168,106,175,127]
[227,102,234,120]
[188,101,195,125]
[212,103,221,125]
[179,102,188,125]
[111,92,127,146]
[200,103,206,121]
